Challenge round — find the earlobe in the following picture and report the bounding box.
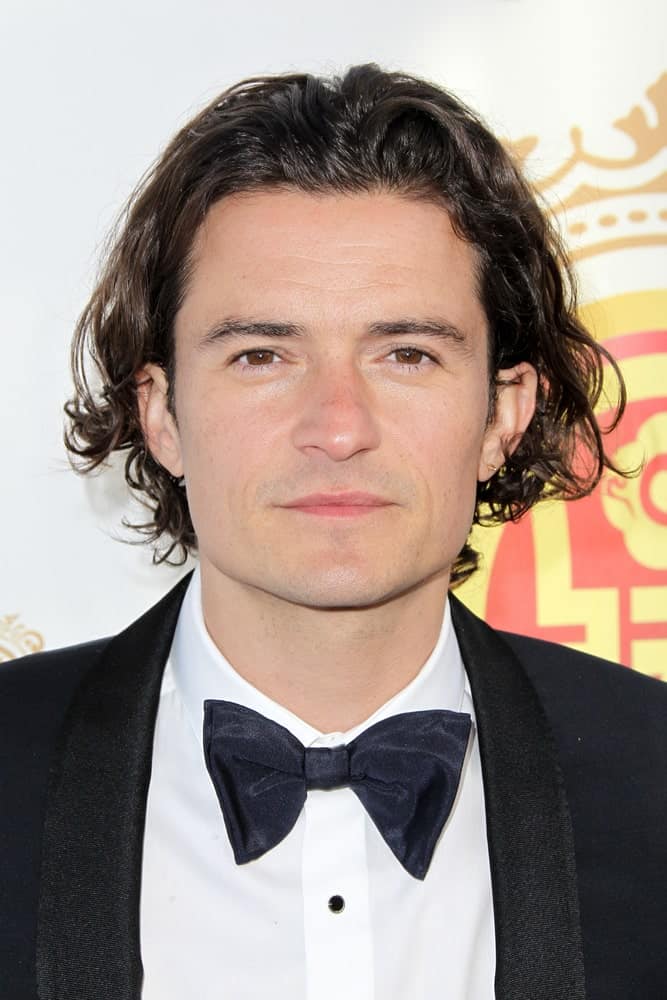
[478,362,538,481]
[135,364,184,477]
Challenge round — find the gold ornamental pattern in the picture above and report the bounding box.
[0,614,45,662]
[508,72,667,260]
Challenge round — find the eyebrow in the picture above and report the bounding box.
[198,317,468,347]
[368,319,467,343]
[199,320,307,346]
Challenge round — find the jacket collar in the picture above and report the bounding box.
[450,594,586,999]
[36,574,191,1000]
[36,578,585,1000]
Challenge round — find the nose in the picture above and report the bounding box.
[290,361,381,462]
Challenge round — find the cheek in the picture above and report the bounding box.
[178,395,278,508]
[406,403,486,483]
[402,411,486,543]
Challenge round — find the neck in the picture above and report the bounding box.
[198,561,450,732]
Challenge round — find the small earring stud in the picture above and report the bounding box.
[487,463,498,472]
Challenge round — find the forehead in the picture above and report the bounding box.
[177,188,486,339]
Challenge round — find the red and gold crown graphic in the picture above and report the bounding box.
[461,74,667,681]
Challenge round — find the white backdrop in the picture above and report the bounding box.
[1,0,665,655]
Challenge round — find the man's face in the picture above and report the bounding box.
[143,189,534,609]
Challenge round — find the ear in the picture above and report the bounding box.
[478,362,538,482]
[135,364,184,477]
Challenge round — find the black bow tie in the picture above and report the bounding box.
[203,700,472,880]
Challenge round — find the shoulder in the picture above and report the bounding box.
[499,628,667,733]
[0,638,110,718]
[493,626,667,827]
[451,592,666,784]
[450,592,667,728]
[0,638,112,764]
[0,570,192,747]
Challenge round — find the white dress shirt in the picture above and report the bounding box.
[140,568,495,998]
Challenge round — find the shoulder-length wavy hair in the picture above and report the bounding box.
[64,63,626,586]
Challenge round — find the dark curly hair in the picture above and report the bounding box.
[64,63,626,586]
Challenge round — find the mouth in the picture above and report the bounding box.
[280,491,394,518]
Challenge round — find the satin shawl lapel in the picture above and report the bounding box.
[450,595,586,1000]
[36,573,192,1000]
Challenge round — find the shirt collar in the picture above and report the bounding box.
[171,565,467,748]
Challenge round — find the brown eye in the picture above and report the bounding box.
[394,348,426,365]
[241,350,276,366]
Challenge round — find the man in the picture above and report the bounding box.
[1,64,665,1000]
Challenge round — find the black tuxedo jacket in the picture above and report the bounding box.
[1,574,666,1000]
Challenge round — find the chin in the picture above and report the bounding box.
[257,566,428,611]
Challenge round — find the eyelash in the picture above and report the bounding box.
[229,345,439,373]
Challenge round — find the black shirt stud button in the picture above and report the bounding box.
[328,894,345,913]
